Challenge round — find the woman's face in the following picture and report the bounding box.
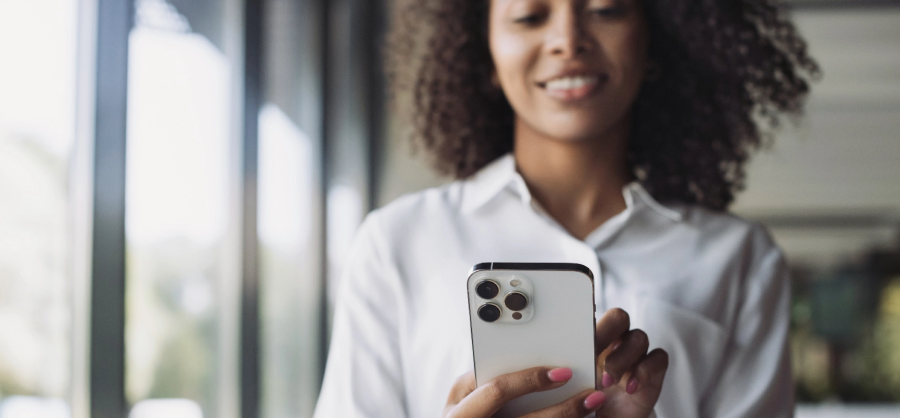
[489,0,650,143]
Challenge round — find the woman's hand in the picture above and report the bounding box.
[595,308,669,418]
[443,367,607,418]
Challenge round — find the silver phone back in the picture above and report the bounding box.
[467,263,596,417]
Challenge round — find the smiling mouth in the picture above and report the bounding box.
[538,74,609,101]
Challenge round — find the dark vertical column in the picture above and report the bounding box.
[90,0,132,417]
[317,0,332,384]
[324,0,372,211]
[241,0,264,417]
[363,0,387,210]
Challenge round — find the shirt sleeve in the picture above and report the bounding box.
[312,212,409,417]
[700,233,794,417]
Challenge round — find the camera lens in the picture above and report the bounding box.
[504,292,528,311]
[477,303,502,322]
[475,280,500,299]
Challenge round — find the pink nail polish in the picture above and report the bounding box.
[548,367,573,382]
[601,372,614,388]
[626,377,639,394]
[584,391,606,410]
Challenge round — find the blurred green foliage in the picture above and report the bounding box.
[793,262,900,403]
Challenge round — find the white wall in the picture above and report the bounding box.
[734,8,900,268]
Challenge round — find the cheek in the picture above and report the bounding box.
[490,33,538,101]
[605,26,649,82]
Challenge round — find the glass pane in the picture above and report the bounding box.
[258,2,326,416]
[125,0,236,416]
[0,0,78,416]
[258,104,322,418]
[257,2,327,415]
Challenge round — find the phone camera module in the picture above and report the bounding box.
[475,280,500,299]
[477,303,502,322]
[504,292,528,311]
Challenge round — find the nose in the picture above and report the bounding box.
[546,8,591,58]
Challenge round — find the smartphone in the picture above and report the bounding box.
[467,262,597,417]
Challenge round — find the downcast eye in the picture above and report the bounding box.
[590,7,624,18]
[513,14,544,25]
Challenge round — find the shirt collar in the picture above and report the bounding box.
[461,154,519,213]
[461,153,683,223]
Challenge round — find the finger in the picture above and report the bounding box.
[521,389,606,418]
[446,372,476,405]
[449,367,572,417]
[625,348,669,402]
[601,328,649,387]
[595,308,630,353]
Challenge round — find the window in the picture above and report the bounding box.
[0,0,345,416]
[0,1,79,416]
[124,0,236,415]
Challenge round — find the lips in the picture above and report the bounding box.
[538,73,609,101]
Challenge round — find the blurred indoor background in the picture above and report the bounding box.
[0,0,897,417]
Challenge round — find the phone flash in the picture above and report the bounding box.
[509,279,521,287]
[512,312,522,320]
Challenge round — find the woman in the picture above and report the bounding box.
[314,0,818,417]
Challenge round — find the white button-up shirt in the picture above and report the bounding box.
[313,154,793,418]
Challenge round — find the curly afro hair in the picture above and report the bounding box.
[386,0,819,210]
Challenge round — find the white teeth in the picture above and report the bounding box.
[545,75,599,91]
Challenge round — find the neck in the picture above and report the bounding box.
[513,118,631,240]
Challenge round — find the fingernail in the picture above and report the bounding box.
[548,367,573,382]
[584,390,606,410]
[601,372,614,388]
[626,377,639,394]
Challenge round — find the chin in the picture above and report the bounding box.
[539,119,617,144]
